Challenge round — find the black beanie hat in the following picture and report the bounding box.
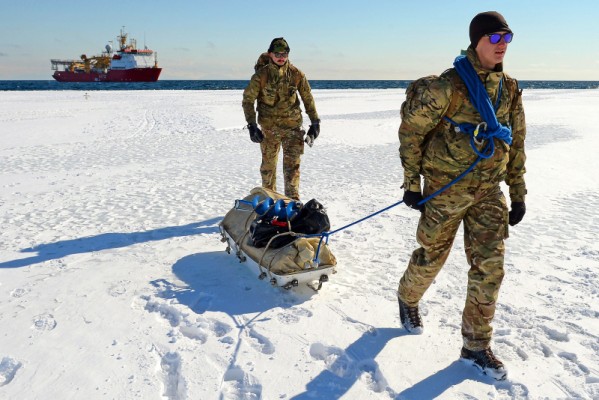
[469,11,512,48]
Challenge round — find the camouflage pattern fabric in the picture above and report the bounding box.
[242,57,319,129]
[260,127,305,200]
[397,47,526,351]
[243,53,319,200]
[398,48,526,202]
[398,181,507,350]
[270,38,290,53]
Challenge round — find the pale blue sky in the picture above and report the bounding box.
[1,0,598,80]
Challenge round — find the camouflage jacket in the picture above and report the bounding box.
[242,53,319,130]
[399,47,527,202]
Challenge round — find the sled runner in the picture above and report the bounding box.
[219,187,337,291]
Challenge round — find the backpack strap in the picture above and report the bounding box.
[427,70,463,133]
[444,71,464,121]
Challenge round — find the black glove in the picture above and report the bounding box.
[305,120,320,147]
[403,190,425,212]
[248,123,264,143]
[307,120,320,140]
[509,202,526,226]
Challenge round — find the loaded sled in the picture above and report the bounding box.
[219,187,336,291]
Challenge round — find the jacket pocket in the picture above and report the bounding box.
[260,85,276,106]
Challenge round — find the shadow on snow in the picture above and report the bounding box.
[168,251,497,399]
[0,217,222,269]
[290,329,494,400]
[168,249,316,316]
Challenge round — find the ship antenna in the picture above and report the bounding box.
[119,26,127,50]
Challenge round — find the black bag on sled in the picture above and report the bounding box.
[249,199,331,249]
[292,199,331,235]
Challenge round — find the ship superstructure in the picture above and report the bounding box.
[51,28,162,82]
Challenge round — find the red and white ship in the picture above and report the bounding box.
[51,28,162,82]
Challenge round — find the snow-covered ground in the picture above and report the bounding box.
[0,88,597,399]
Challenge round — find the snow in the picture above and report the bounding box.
[0,88,598,399]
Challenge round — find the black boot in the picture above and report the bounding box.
[460,347,507,381]
[398,297,423,334]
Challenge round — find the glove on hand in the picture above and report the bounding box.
[509,202,526,226]
[307,120,320,140]
[305,120,320,147]
[403,190,425,212]
[248,123,264,143]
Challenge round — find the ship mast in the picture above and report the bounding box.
[118,26,128,51]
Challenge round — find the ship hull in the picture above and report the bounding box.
[52,68,162,82]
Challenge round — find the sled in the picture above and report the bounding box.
[219,187,337,291]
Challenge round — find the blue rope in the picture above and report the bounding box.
[303,199,405,262]
[446,56,513,148]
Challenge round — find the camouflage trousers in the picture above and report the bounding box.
[260,127,305,200]
[398,180,509,350]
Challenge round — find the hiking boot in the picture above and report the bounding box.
[460,347,507,381]
[398,297,423,334]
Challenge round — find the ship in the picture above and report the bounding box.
[51,28,162,82]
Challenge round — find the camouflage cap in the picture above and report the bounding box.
[268,37,290,53]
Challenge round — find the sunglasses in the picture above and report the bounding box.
[273,52,288,58]
[486,32,513,44]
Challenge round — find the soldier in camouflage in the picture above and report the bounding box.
[242,37,320,200]
[396,11,527,380]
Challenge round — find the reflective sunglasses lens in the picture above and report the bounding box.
[503,33,513,43]
[274,52,288,58]
[489,33,502,44]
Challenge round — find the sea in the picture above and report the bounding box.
[1,80,599,91]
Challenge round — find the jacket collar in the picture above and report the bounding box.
[466,46,504,73]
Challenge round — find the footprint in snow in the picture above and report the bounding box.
[307,342,393,394]
[160,351,185,399]
[209,319,232,338]
[107,280,130,297]
[190,293,213,314]
[10,288,29,298]
[558,351,591,376]
[276,307,313,324]
[221,365,262,400]
[32,312,57,331]
[247,327,275,355]
[0,357,22,387]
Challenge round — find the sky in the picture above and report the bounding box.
[1,0,598,81]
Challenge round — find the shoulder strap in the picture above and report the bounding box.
[444,71,464,120]
[430,70,463,130]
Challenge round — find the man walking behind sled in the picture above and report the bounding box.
[396,11,527,380]
[242,37,320,200]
